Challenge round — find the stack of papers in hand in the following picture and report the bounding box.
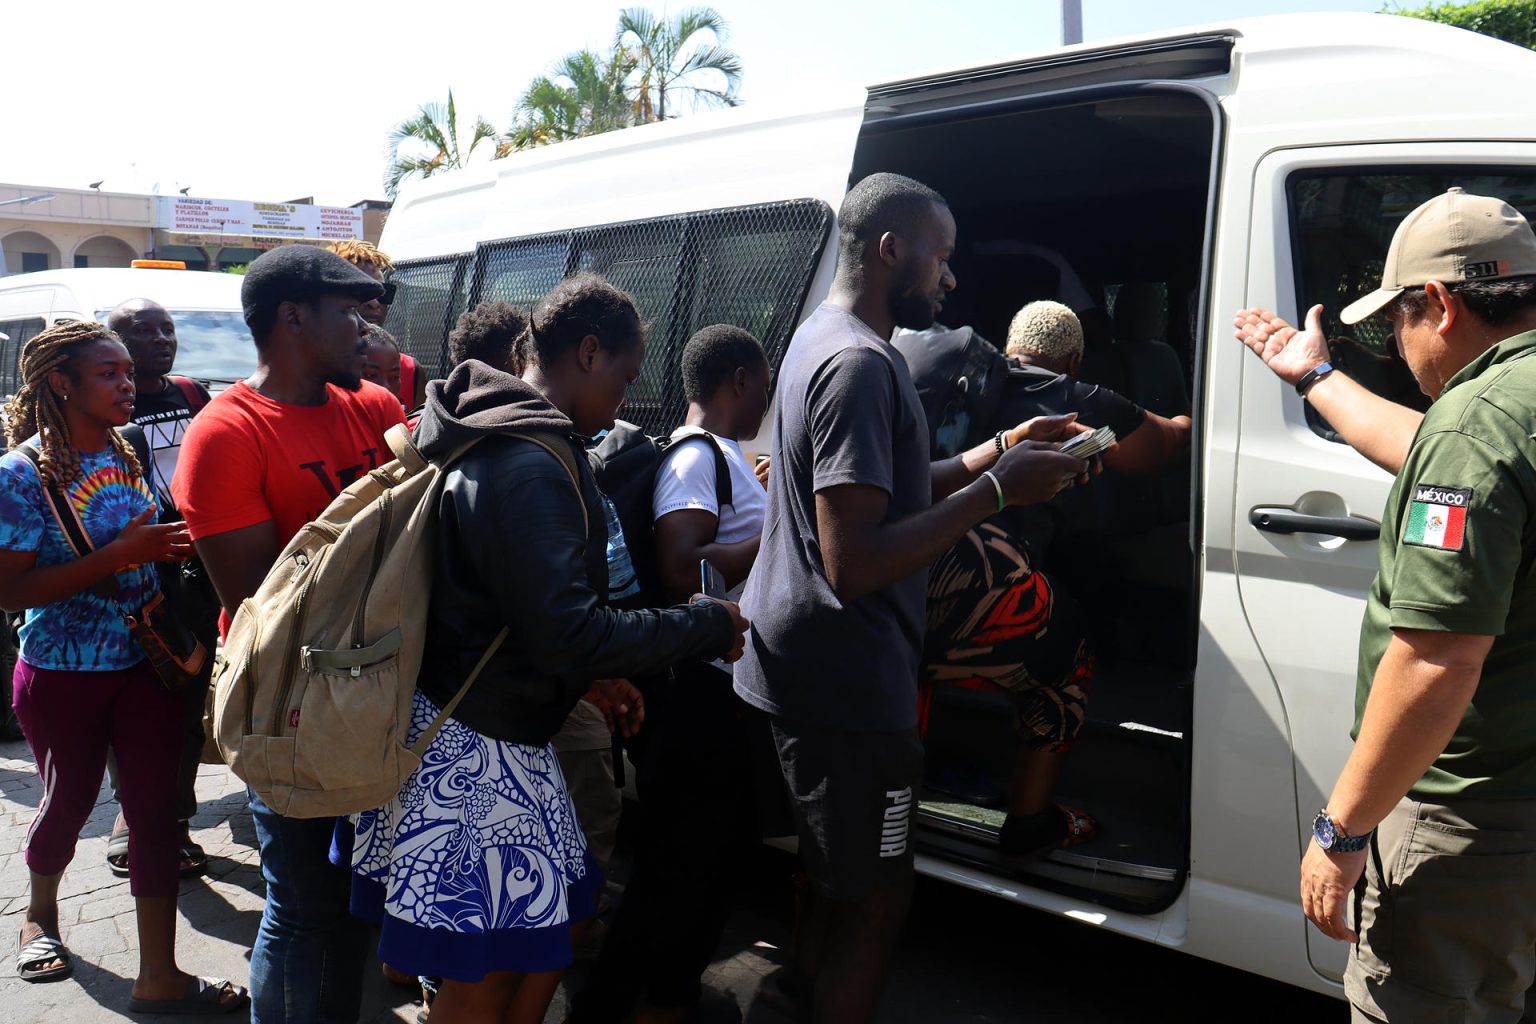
[1057,426,1116,460]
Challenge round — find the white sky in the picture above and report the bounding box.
[8,0,1381,206]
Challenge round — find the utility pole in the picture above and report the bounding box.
[1062,0,1083,45]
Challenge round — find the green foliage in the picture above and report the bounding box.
[504,48,637,153]
[223,263,249,275]
[1391,0,1536,50]
[385,6,747,177]
[616,6,743,122]
[384,89,499,198]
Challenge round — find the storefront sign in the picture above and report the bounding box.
[157,197,363,241]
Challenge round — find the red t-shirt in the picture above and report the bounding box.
[173,380,406,546]
[398,352,420,410]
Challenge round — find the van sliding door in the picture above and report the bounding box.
[1232,143,1536,983]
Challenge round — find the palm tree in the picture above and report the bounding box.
[615,6,743,123]
[384,90,498,197]
[503,48,635,154]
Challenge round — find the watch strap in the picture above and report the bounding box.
[1295,361,1335,397]
[1330,830,1372,853]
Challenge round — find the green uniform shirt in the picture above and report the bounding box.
[1356,329,1536,798]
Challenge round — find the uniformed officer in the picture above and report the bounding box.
[1235,188,1536,1023]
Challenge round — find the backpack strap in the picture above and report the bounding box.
[15,443,123,600]
[408,428,590,754]
[667,427,733,512]
[168,376,209,413]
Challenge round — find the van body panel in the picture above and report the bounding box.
[1229,141,1536,983]
[367,12,1536,996]
[382,92,868,262]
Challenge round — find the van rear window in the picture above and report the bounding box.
[1287,169,1536,439]
[95,308,254,384]
[467,199,834,436]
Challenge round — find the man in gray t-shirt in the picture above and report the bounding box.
[734,173,1087,1024]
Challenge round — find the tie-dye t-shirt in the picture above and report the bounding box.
[0,437,158,671]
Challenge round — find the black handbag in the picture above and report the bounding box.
[17,444,207,693]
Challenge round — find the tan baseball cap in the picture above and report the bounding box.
[1340,187,1536,324]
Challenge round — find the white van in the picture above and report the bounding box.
[0,267,252,395]
[377,13,1536,996]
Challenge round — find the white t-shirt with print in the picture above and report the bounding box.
[652,432,766,603]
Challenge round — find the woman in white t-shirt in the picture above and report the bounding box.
[572,325,774,1024]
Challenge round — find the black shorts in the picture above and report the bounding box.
[769,717,924,900]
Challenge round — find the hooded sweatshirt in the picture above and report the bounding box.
[413,360,736,745]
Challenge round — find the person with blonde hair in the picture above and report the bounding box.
[1005,299,1084,364]
[327,239,428,409]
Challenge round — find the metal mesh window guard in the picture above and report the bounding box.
[469,198,833,436]
[381,254,471,380]
[0,317,45,396]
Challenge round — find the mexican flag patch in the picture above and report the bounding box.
[1403,484,1472,551]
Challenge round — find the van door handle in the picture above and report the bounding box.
[1249,506,1380,541]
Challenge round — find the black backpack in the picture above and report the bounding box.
[891,324,1009,459]
[593,419,733,607]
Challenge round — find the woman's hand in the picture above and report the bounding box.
[1004,413,1084,449]
[692,595,750,662]
[109,510,193,568]
[583,677,645,738]
[754,455,771,489]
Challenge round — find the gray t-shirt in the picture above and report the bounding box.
[734,304,933,731]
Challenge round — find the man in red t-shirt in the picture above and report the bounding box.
[173,244,404,1024]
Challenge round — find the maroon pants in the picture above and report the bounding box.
[13,659,181,897]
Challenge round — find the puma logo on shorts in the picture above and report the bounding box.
[880,787,913,857]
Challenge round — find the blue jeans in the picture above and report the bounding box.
[248,792,370,1024]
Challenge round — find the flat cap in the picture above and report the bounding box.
[241,244,385,325]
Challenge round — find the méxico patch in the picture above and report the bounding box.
[1404,484,1472,551]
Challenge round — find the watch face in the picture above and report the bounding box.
[1313,812,1337,849]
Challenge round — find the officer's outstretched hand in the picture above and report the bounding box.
[991,442,1085,507]
[1234,305,1330,387]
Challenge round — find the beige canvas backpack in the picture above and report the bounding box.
[212,423,586,818]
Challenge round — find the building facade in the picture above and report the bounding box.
[0,183,389,275]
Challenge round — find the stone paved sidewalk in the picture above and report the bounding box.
[0,732,790,1024]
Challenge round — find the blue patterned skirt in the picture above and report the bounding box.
[349,689,601,981]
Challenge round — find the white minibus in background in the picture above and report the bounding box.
[0,265,252,396]
[376,13,1536,995]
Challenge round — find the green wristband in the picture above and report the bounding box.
[982,470,1005,512]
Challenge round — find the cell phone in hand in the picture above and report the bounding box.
[700,559,728,599]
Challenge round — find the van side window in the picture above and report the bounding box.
[381,255,472,379]
[469,199,834,435]
[1287,170,1536,440]
[0,316,45,397]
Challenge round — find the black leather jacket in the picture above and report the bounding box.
[414,362,736,745]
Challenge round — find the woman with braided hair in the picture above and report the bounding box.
[0,321,247,1013]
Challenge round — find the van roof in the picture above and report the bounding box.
[381,12,1536,260]
[0,268,243,313]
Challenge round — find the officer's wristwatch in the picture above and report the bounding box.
[1313,809,1372,853]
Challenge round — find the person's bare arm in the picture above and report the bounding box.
[1101,413,1191,476]
[0,511,192,612]
[1300,628,1490,941]
[817,443,1086,601]
[655,508,761,603]
[194,520,283,617]
[1235,305,1422,474]
[930,413,1083,500]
